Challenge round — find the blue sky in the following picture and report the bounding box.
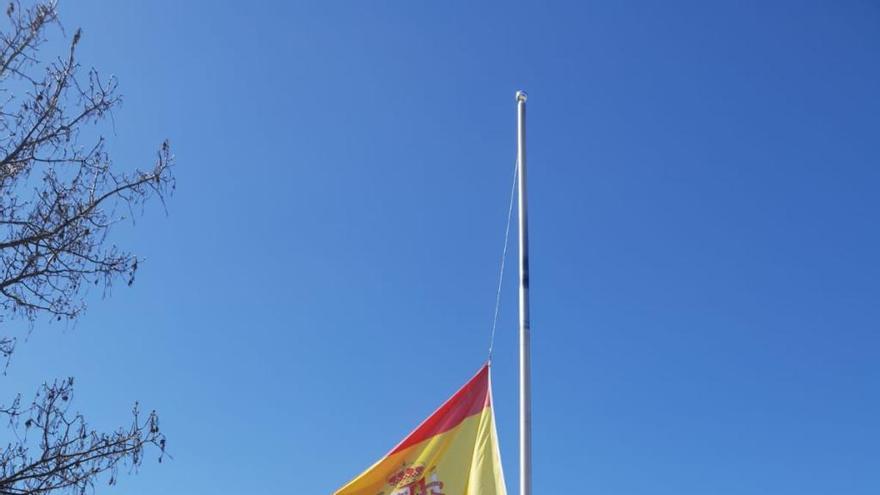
[5,1,879,494]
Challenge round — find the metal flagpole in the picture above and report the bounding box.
[515,90,532,495]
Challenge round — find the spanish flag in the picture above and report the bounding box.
[334,364,507,495]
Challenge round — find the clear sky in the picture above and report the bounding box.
[6,1,879,494]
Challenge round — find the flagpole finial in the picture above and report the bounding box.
[516,90,528,103]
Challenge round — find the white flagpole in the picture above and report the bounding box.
[515,90,532,495]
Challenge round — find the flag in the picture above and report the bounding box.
[334,364,507,495]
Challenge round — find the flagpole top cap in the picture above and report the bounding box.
[516,90,528,103]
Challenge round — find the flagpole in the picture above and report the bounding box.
[515,90,532,495]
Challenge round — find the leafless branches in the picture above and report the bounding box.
[0,379,165,495]
[0,0,174,323]
[0,2,172,493]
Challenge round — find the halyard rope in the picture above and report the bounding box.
[488,157,519,363]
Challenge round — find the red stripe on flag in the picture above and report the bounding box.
[387,364,491,456]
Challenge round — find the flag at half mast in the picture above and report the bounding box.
[334,364,507,495]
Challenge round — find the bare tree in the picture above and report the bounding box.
[0,1,171,493]
[0,380,165,495]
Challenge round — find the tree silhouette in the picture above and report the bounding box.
[0,2,171,493]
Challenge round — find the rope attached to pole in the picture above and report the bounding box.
[487,157,519,363]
